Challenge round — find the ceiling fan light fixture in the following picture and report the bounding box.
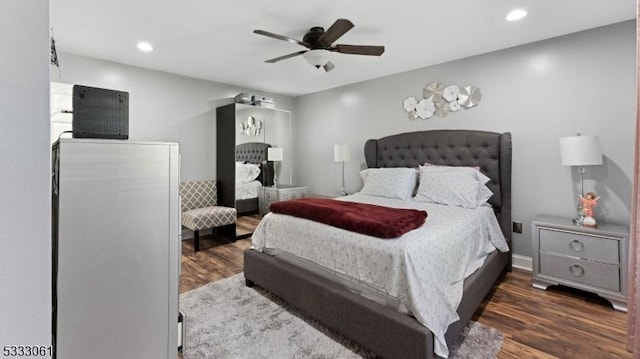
[303,49,330,69]
[323,61,335,72]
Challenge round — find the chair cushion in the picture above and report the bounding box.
[182,206,236,231]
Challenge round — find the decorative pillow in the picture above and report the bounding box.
[414,165,493,208]
[359,168,418,200]
[235,162,261,183]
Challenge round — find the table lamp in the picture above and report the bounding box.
[334,144,351,196]
[559,134,603,224]
[267,147,283,187]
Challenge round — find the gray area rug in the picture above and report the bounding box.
[180,274,503,359]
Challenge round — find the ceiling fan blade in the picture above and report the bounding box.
[323,61,335,72]
[318,18,354,47]
[332,44,385,56]
[265,50,308,63]
[254,30,311,48]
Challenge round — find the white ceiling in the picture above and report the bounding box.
[51,1,635,97]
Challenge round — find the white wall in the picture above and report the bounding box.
[52,52,296,182]
[293,21,636,258]
[0,0,51,348]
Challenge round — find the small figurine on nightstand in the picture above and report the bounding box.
[580,192,600,227]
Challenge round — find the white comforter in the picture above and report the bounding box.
[251,193,509,358]
[235,180,261,200]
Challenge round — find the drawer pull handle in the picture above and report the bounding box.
[569,240,585,252]
[569,264,585,277]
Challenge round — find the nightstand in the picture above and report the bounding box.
[532,215,629,312]
[259,185,309,214]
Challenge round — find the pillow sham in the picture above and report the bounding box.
[236,162,261,183]
[359,167,418,200]
[422,162,481,171]
[414,165,493,208]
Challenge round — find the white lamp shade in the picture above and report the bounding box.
[559,135,603,166]
[303,49,330,68]
[267,147,283,161]
[334,144,351,162]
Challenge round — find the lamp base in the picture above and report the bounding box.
[272,162,278,188]
[572,197,584,226]
[339,161,347,197]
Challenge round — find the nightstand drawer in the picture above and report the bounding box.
[540,253,620,292]
[539,228,619,264]
[278,188,309,201]
[259,185,309,214]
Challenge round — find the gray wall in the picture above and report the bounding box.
[52,52,296,182]
[293,21,636,258]
[0,0,51,347]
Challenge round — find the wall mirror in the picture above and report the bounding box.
[235,105,292,185]
[216,103,292,217]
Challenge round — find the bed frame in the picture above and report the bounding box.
[244,130,512,359]
[234,142,274,216]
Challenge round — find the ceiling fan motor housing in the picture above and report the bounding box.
[303,27,326,49]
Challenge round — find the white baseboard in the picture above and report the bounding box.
[512,254,532,272]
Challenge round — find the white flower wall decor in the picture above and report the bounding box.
[403,81,481,120]
[403,96,419,120]
[442,85,460,102]
[415,99,435,119]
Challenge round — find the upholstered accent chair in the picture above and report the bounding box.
[180,180,236,252]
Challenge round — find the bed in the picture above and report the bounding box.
[244,130,512,359]
[234,142,274,215]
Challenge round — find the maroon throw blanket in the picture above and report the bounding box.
[269,198,427,239]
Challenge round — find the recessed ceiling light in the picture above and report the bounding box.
[506,9,527,22]
[136,42,153,52]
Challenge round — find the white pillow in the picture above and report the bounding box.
[421,164,491,183]
[235,163,261,183]
[414,165,493,208]
[359,168,418,200]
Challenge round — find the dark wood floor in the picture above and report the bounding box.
[180,215,631,359]
[179,214,259,293]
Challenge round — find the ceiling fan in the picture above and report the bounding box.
[253,18,385,72]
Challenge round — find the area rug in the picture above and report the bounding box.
[180,274,503,359]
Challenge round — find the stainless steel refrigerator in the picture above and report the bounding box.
[52,138,180,359]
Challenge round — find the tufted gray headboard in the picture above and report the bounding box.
[364,130,512,258]
[236,142,274,186]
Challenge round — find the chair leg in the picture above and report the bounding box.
[219,224,237,242]
[194,230,200,252]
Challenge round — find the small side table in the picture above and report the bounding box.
[259,185,309,214]
[531,215,629,312]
